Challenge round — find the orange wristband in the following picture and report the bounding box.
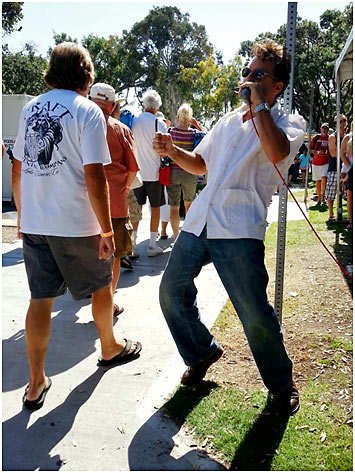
[100,230,114,238]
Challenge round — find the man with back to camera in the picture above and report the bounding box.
[12,42,141,410]
[131,89,167,257]
[89,82,140,316]
[153,39,305,415]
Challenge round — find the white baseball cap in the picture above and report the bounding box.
[89,83,116,102]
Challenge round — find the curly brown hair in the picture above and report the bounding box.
[252,39,291,96]
[44,42,94,92]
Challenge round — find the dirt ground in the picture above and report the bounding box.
[206,236,353,411]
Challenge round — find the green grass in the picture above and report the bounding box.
[265,199,352,259]
[165,381,353,470]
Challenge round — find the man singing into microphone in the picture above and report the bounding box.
[153,39,305,415]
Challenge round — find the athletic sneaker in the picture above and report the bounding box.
[147,246,163,257]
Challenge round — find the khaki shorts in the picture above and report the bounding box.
[23,233,113,301]
[112,217,133,258]
[127,189,142,223]
[167,169,197,206]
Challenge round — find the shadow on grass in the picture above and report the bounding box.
[164,381,219,423]
[164,382,291,471]
[230,397,290,471]
[331,224,353,293]
[308,204,353,293]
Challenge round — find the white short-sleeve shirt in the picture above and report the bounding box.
[13,89,111,237]
[131,112,167,181]
[183,102,306,240]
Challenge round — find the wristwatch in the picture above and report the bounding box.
[254,103,270,114]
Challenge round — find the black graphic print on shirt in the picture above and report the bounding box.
[23,100,73,176]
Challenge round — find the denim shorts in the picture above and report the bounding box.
[22,234,113,300]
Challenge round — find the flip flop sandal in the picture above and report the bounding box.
[23,377,52,410]
[113,303,124,318]
[98,339,142,366]
[120,257,133,270]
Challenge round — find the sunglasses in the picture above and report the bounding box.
[340,120,347,124]
[242,67,277,82]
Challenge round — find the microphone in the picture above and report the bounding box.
[240,87,251,104]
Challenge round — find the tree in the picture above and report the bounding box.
[81,34,129,94]
[120,6,215,119]
[2,43,48,95]
[2,2,23,36]
[180,55,243,125]
[47,31,78,56]
[238,4,353,130]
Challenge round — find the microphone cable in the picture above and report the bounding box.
[249,106,353,280]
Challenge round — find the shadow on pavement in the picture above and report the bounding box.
[128,381,226,471]
[2,294,100,393]
[117,238,171,289]
[2,246,24,267]
[2,369,105,471]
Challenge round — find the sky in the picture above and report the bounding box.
[3,0,351,63]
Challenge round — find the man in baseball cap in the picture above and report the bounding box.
[89,82,116,102]
[89,82,140,317]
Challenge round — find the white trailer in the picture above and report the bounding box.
[2,94,34,201]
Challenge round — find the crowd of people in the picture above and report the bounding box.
[308,117,352,226]
[286,117,353,228]
[14,36,352,422]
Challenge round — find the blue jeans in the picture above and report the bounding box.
[159,228,293,394]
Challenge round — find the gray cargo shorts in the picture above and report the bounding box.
[22,233,113,300]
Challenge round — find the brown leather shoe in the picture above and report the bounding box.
[270,380,300,416]
[181,347,224,386]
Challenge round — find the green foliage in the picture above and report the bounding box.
[2,43,48,95]
[82,34,130,96]
[47,32,78,57]
[180,55,243,125]
[2,2,23,36]
[239,3,353,129]
[120,5,214,120]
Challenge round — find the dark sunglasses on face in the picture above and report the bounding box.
[242,67,277,82]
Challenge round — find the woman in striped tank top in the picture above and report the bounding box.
[168,103,201,240]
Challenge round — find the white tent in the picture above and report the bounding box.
[335,28,353,82]
[335,28,353,221]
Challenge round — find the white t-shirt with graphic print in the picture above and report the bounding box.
[13,89,111,237]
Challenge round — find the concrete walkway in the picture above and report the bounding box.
[2,194,307,471]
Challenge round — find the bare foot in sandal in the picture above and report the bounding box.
[98,339,142,366]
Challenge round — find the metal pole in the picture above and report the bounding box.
[336,78,343,221]
[304,85,315,206]
[274,2,297,323]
